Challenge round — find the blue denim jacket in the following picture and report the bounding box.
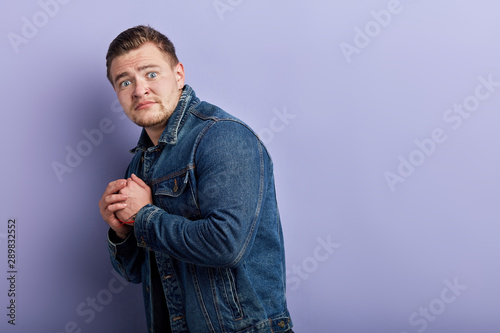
[107,85,293,332]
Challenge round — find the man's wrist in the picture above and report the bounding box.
[110,227,132,243]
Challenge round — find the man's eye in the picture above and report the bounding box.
[121,80,131,88]
[147,72,158,79]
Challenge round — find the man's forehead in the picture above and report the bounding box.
[110,43,168,74]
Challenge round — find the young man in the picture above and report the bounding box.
[98,25,294,333]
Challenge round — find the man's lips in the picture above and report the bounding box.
[135,101,157,110]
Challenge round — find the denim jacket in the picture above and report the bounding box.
[107,85,293,332]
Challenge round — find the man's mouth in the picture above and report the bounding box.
[135,101,157,110]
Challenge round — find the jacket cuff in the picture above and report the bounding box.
[107,227,136,257]
[134,204,163,249]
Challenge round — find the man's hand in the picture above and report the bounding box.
[99,179,130,240]
[115,174,153,225]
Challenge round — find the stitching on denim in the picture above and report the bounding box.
[209,268,227,333]
[164,86,192,145]
[225,268,244,320]
[230,141,265,267]
[150,164,196,186]
[143,206,159,248]
[191,265,217,333]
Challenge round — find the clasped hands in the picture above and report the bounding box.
[99,174,153,239]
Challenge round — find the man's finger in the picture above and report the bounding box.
[105,179,127,195]
[106,202,127,215]
[131,173,149,189]
[104,194,128,205]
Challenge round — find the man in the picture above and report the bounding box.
[98,25,294,333]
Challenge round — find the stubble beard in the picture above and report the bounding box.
[129,102,174,128]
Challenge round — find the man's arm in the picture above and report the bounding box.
[99,178,144,283]
[125,120,267,268]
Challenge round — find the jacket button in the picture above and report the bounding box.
[146,286,150,293]
[278,320,285,328]
[163,275,172,280]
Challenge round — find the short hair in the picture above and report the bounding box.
[105,25,179,84]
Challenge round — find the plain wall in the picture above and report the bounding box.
[1,0,499,332]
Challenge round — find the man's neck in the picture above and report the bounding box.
[145,124,167,146]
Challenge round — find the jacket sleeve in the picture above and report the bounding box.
[107,228,144,284]
[107,152,146,284]
[133,120,267,268]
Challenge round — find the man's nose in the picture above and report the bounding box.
[133,79,149,98]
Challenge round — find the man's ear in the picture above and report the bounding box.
[175,62,185,89]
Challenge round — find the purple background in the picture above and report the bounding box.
[1,0,500,332]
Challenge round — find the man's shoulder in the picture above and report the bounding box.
[190,100,240,123]
[188,104,261,154]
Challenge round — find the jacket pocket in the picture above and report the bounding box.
[152,168,201,219]
[213,268,244,321]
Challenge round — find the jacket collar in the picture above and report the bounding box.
[130,84,199,153]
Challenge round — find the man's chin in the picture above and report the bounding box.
[133,117,169,129]
[127,108,173,128]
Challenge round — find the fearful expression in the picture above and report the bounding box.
[110,42,185,131]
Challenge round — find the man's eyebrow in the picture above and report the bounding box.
[113,72,130,86]
[137,64,161,72]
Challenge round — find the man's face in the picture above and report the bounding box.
[109,42,185,130]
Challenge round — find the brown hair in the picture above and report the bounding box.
[105,25,179,84]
